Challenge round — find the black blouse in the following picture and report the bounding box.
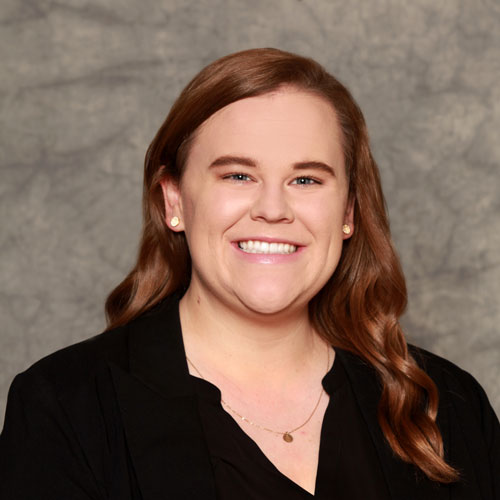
[191,355,390,499]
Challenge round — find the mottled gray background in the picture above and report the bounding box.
[1,0,499,426]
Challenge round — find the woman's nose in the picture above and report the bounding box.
[249,184,294,223]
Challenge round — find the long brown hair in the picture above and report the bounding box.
[106,48,458,483]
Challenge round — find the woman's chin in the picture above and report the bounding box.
[233,289,306,317]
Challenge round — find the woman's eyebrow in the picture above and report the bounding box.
[209,155,257,168]
[293,161,336,177]
[208,156,336,177]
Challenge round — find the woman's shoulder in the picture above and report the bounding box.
[10,323,131,401]
[409,345,499,431]
[8,297,178,401]
[409,344,487,396]
[338,343,497,424]
[0,323,140,499]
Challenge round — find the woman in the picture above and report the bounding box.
[1,48,498,499]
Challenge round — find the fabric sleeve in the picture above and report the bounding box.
[464,371,500,499]
[461,370,500,500]
[0,371,105,500]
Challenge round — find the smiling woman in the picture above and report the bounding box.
[1,49,499,500]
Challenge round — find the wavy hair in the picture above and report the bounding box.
[105,48,458,483]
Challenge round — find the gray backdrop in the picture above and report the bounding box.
[1,0,499,426]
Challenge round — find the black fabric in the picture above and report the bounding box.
[192,356,389,499]
[0,296,499,499]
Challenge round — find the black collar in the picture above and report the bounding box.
[109,297,217,500]
[109,296,451,500]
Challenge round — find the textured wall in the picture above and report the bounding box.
[1,0,499,426]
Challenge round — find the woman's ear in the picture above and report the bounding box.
[159,172,185,232]
[342,196,355,240]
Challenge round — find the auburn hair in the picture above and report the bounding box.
[106,48,458,483]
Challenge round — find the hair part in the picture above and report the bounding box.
[105,48,458,483]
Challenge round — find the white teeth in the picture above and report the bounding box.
[238,240,298,254]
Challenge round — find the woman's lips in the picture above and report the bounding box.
[231,240,304,263]
[237,240,298,255]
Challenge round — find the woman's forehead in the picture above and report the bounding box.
[186,89,344,169]
[201,88,339,132]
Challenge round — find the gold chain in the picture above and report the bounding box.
[186,346,330,443]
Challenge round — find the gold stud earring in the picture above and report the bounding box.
[342,224,351,235]
[170,216,180,227]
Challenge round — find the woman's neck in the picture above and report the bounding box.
[178,287,327,389]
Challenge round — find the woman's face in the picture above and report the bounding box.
[162,88,354,317]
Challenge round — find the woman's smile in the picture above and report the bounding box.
[232,239,305,266]
[237,240,298,255]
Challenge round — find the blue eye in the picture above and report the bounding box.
[224,173,252,182]
[292,176,320,185]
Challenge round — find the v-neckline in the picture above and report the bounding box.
[189,354,346,497]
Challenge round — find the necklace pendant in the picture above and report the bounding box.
[283,432,293,443]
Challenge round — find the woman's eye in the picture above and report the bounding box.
[224,173,252,182]
[292,176,320,185]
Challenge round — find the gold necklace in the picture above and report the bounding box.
[186,346,330,443]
